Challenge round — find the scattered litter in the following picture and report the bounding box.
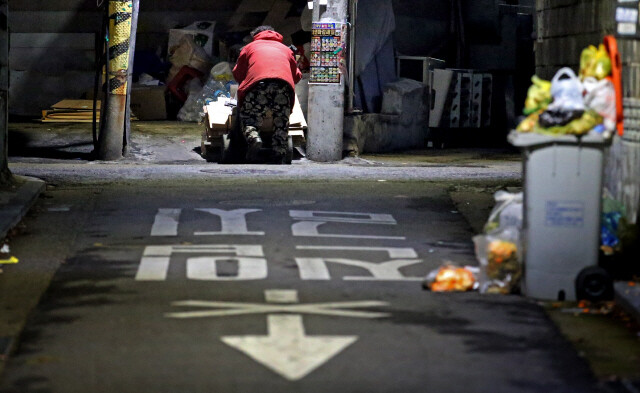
[0,244,9,254]
[423,264,478,292]
[0,257,19,265]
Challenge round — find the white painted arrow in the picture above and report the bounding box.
[221,314,357,381]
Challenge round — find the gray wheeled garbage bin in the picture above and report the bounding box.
[509,132,611,301]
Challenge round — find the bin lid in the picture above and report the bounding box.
[508,131,611,148]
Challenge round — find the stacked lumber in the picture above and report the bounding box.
[41,100,137,123]
[41,100,100,123]
[288,94,307,146]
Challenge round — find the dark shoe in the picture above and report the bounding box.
[245,136,263,162]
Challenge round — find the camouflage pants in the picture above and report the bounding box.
[239,80,292,155]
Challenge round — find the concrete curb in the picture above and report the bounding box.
[0,175,46,241]
[614,281,640,324]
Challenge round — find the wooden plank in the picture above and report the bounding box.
[289,94,307,127]
[52,99,100,110]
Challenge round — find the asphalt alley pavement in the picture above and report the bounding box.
[0,180,598,393]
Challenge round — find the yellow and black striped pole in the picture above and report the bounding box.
[98,0,133,160]
[108,1,133,95]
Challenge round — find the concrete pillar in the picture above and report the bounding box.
[306,0,348,162]
[0,0,11,184]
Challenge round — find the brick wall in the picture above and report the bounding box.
[535,0,640,96]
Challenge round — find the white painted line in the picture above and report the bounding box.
[151,209,182,236]
[165,300,390,319]
[222,315,357,381]
[295,258,425,281]
[265,289,299,304]
[292,222,405,240]
[136,245,265,281]
[290,210,397,224]
[296,246,418,258]
[187,256,268,281]
[195,208,265,236]
[47,206,71,212]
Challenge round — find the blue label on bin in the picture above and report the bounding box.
[545,201,585,227]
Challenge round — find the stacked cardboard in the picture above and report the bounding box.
[41,100,100,123]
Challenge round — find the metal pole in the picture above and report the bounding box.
[347,0,357,113]
[98,0,134,160]
[0,0,11,183]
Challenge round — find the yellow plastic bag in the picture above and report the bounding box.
[523,76,552,115]
[580,44,612,80]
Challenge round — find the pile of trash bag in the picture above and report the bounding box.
[517,43,617,137]
[177,62,236,122]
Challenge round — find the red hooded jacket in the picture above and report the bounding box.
[232,30,303,109]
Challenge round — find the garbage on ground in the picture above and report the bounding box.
[168,35,214,84]
[131,86,168,121]
[177,62,236,123]
[473,228,522,294]
[168,21,216,58]
[517,39,620,138]
[423,264,478,292]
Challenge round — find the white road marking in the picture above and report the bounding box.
[290,210,405,240]
[289,210,398,224]
[151,209,182,236]
[186,256,268,281]
[165,300,390,319]
[136,245,264,281]
[222,315,358,381]
[295,258,424,281]
[296,246,418,258]
[265,289,299,304]
[195,209,265,236]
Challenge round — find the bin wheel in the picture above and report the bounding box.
[575,266,614,301]
[284,136,293,165]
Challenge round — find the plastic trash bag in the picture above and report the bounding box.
[177,74,232,122]
[210,62,234,82]
[583,77,616,132]
[538,109,584,128]
[601,190,626,248]
[473,228,522,294]
[523,75,552,115]
[547,67,585,112]
[533,110,602,136]
[483,191,523,233]
[580,44,612,80]
[423,264,478,292]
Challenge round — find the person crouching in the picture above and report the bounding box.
[232,26,303,163]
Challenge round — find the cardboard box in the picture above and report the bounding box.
[131,86,167,120]
[169,21,216,57]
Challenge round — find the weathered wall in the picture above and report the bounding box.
[535,0,617,80]
[7,0,240,116]
[1,0,10,183]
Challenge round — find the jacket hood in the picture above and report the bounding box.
[253,30,284,43]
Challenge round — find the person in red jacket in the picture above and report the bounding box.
[232,26,303,163]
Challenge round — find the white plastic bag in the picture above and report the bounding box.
[483,191,523,233]
[583,76,616,132]
[547,67,585,112]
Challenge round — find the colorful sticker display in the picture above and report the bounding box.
[310,22,344,84]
